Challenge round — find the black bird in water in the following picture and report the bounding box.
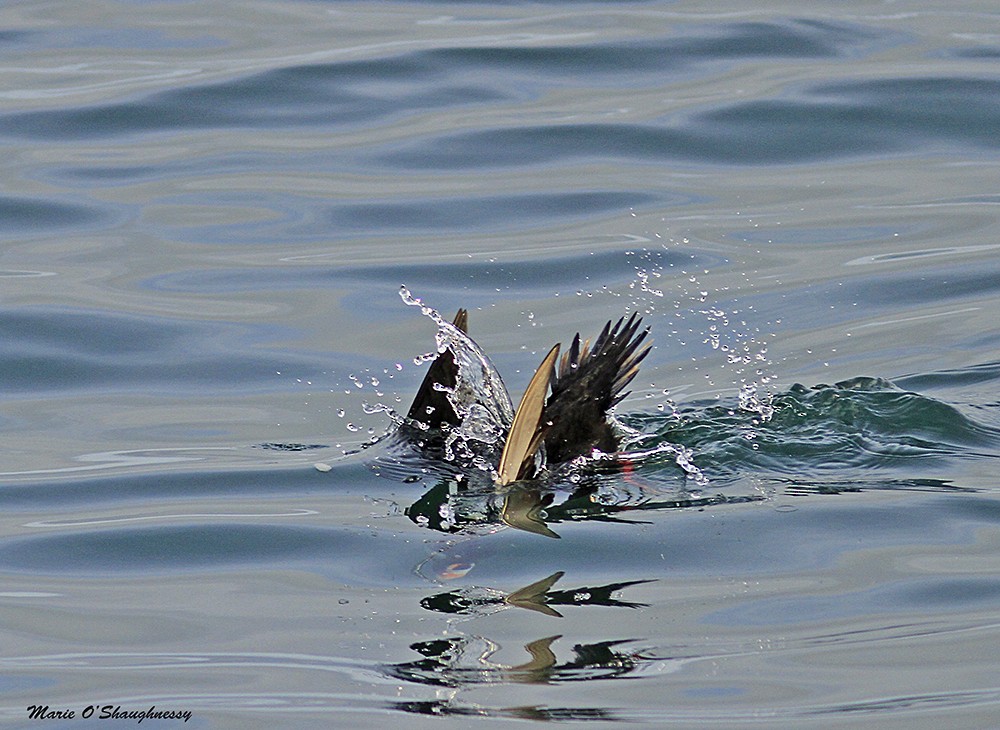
[406,310,651,485]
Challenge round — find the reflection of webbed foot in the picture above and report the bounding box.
[420,571,653,617]
[501,485,558,538]
[504,572,566,617]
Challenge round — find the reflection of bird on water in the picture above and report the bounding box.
[384,633,654,688]
[405,309,651,484]
[404,471,764,539]
[420,570,652,618]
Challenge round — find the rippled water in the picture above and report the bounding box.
[3,2,1000,728]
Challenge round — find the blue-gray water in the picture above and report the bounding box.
[2,2,1000,728]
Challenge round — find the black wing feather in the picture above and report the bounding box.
[405,309,468,430]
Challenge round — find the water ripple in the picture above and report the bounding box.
[0,307,316,395]
[0,524,362,574]
[376,76,1000,169]
[0,195,110,235]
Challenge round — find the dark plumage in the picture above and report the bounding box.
[542,313,650,463]
[405,308,467,430]
[405,309,650,482]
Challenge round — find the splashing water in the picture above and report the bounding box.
[621,244,777,425]
[397,286,714,486]
[400,286,514,473]
[364,272,996,539]
[331,245,781,490]
[612,415,709,486]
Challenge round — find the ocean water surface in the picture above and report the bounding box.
[2,1,1000,727]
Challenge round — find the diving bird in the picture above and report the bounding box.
[406,310,651,485]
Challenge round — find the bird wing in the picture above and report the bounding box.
[496,344,560,485]
[405,308,468,429]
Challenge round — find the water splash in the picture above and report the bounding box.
[396,286,726,487]
[612,415,708,486]
[621,244,777,428]
[370,285,995,539]
[400,286,514,472]
[628,377,999,486]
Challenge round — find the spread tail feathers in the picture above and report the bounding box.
[542,313,651,464]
